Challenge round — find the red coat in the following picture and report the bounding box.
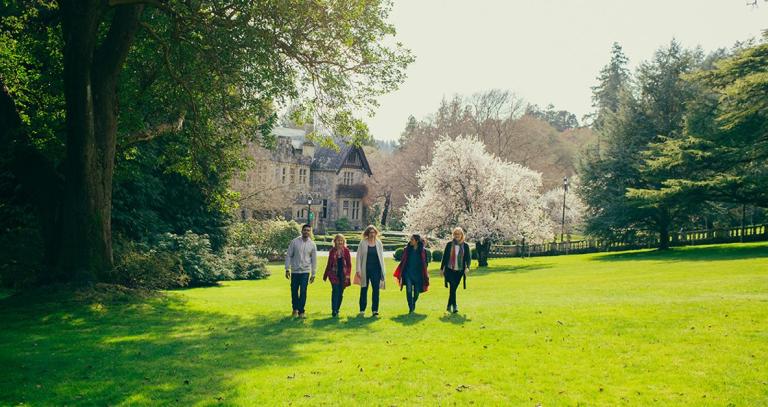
[393,246,430,292]
[323,247,352,287]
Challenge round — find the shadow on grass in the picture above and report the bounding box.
[439,313,471,324]
[592,243,768,263]
[391,313,427,325]
[470,262,554,276]
[0,288,339,405]
[309,314,378,330]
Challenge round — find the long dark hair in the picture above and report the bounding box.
[409,234,424,252]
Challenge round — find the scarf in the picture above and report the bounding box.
[449,240,464,270]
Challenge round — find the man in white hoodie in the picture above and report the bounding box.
[285,224,317,318]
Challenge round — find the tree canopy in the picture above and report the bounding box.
[0,0,412,284]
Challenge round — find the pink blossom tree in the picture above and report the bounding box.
[402,135,553,266]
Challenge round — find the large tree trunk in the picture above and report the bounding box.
[475,239,491,267]
[57,1,143,282]
[657,210,671,251]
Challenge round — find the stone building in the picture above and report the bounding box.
[235,127,373,233]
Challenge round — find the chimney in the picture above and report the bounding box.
[302,140,315,158]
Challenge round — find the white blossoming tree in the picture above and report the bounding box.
[540,176,586,241]
[402,135,553,267]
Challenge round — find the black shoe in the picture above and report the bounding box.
[452,308,459,314]
[372,311,379,317]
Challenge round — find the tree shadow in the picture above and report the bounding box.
[592,243,768,263]
[471,262,554,276]
[0,289,341,405]
[439,313,471,324]
[390,313,427,326]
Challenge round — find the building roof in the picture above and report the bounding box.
[271,127,372,175]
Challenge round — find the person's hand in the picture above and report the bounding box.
[285,270,290,279]
[322,275,327,282]
[345,278,351,285]
[310,276,315,284]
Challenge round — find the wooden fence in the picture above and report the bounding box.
[489,224,768,258]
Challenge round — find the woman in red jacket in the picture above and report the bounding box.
[323,234,352,317]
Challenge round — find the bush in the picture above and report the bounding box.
[113,242,189,289]
[157,231,232,285]
[227,218,301,261]
[432,248,443,262]
[334,217,352,231]
[222,246,269,280]
[393,247,404,261]
[0,221,44,289]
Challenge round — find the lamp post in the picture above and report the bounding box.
[561,177,568,243]
[307,196,312,225]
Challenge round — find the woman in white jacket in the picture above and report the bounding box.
[355,225,386,317]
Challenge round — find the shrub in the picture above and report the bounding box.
[227,218,300,261]
[432,249,443,263]
[393,247,404,261]
[424,249,432,264]
[157,231,232,285]
[113,242,189,289]
[334,217,352,231]
[0,221,43,289]
[222,246,269,280]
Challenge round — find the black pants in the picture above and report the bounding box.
[290,273,309,313]
[359,273,381,312]
[405,277,420,311]
[445,268,463,310]
[331,284,345,313]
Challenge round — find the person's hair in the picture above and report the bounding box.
[333,234,347,248]
[409,234,424,251]
[362,224,380,239]
[301,224,311,231]
[452,227,465,243]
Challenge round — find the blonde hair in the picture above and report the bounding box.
[362,224,380,239]
[452,227,465,243]
[333,234,347,248]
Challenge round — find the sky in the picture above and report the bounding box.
[365,0,768,141]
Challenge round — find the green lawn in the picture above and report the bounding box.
[1,243,767,405]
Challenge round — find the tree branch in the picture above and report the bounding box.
[123,111,186,144]
[138,21,198,117]
[94,4,144,82]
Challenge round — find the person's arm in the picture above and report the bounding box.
[285,239,294,279]
[378,240,386,277]
[344,249,352,283]
[355,242,363,275]
[309,242,317,282]
[322,249,331,281]
[440,243,449,274]
[465,243,471,271]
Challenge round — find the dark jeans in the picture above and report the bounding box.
[445,268,463,311]
[331,284,345,313]
[359,274,381,312]
[405,277,420,311]
[290,273,309,313]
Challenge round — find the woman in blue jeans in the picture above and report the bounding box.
[393,234,430,313]
[355,225,386,317]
